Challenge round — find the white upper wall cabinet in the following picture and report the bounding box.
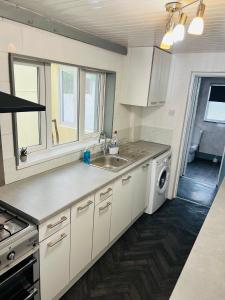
[121,47,171,107]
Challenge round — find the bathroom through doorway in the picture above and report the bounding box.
[177,76,225,207]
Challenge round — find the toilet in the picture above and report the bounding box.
[188,128,203,163]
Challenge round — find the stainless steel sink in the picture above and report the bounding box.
[90,155,131,172]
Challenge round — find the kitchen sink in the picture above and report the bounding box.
[90,155,131,172]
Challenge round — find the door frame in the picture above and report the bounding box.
[173,72,225,198]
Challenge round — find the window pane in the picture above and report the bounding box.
[51,64,78,145]
[14,63,41,148]
[205,101,225,123]
[84,73,100,135]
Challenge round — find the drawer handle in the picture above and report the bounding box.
[47,216,67,229]
[122,175,131,183]
[142,163,150,169]
[47,233,67,248]
[77,200,93,212]
[100,188,112,198]
[99,202,111,212]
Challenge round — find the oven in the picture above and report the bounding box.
[0,251,40,300]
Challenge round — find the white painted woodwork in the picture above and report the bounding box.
[40,225,70,300]
[148,47,171,106]
[39,208,70,242]
[6,0,225,53]
[92,196,112,259]
[70,195,94,280]
[131,162,150,220]
[122,47,171,107]
[95,184,113,205]
[110,173,132,242]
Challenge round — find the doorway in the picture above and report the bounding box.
[177,76,225,207]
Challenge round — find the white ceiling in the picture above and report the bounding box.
[2,0,225,53]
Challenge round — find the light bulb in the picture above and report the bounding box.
[160,30,174,50]
[188,2,205,35]
[173,24,185,42]
[188,16,204,35]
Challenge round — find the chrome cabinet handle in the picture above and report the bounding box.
[77,200,93,212]
[100,188,112,198]
[47,216,67,229]
[47,233,67,248]
[99,202,111,212]
[122,175,131,183]
[142,163,150,169]
[24,288,38,300]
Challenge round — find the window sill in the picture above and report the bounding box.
[17,139,104,170]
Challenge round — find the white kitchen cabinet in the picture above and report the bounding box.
[40,225,70,300]
[92,196,112,259]
[110,173,132,242]
[131,162,150,220]
[70,195,94,280]
[121,46,171,107]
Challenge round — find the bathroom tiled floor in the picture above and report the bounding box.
[186,158,220,187]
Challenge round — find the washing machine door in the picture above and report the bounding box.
[157,166,169,194]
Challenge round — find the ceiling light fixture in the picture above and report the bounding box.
[173,12,187,42]
[160,22,175,50]
[188,0,205,35]
[160,0,206,50]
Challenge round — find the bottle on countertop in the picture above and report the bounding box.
[109,131,119,155]
[83,148,91,164]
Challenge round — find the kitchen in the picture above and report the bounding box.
[0,0,225,299]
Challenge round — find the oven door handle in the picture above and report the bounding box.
[0,257,37,288]
[24,287,38,300]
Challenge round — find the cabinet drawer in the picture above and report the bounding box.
[95,184,113,205]
[40,225,70,300]
[39,209,70,242]
[70,195,94,280]
[92,196,112,259]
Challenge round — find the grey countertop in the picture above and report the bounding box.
[0,141,170,225]
[170,178,225,300]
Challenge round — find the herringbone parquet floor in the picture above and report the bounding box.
[61,199,209,300]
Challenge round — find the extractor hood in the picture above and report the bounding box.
[0,91,46,113]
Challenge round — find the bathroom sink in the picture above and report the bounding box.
[90,155,131,172]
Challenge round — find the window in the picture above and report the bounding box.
[11,55,107,165]
[79,70,105,140]
[204,85,225,123]
[13,61,46,151]
[51,64,78,145]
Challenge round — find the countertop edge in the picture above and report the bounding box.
[0,144,170,225]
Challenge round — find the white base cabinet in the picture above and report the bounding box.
[131,162,150,220]
[110,173,132,242]
[40,225,70,300]
[70,195,94,280]
[92,196,112,259]
[39,159,152,299]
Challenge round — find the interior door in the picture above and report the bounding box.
[218,145,225,186]
[180,76,202,176]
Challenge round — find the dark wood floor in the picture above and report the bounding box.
[61,199,209,300]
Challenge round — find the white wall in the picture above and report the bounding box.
[0,18,130,183]
[132,52,225,199]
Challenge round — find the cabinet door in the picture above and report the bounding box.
[148,47,171,106]
[123,47,154,106]
[110,173,132,242]
[40,225,70,300]
[131,162,150,220]
[70,195,94,280]
[92,196,112,259]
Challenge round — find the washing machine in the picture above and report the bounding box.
[146,151,172,214]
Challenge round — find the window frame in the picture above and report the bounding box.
[11,59,47,159]
[79,69,106,141]
[9,54,109,167]
[204,84,225,124]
